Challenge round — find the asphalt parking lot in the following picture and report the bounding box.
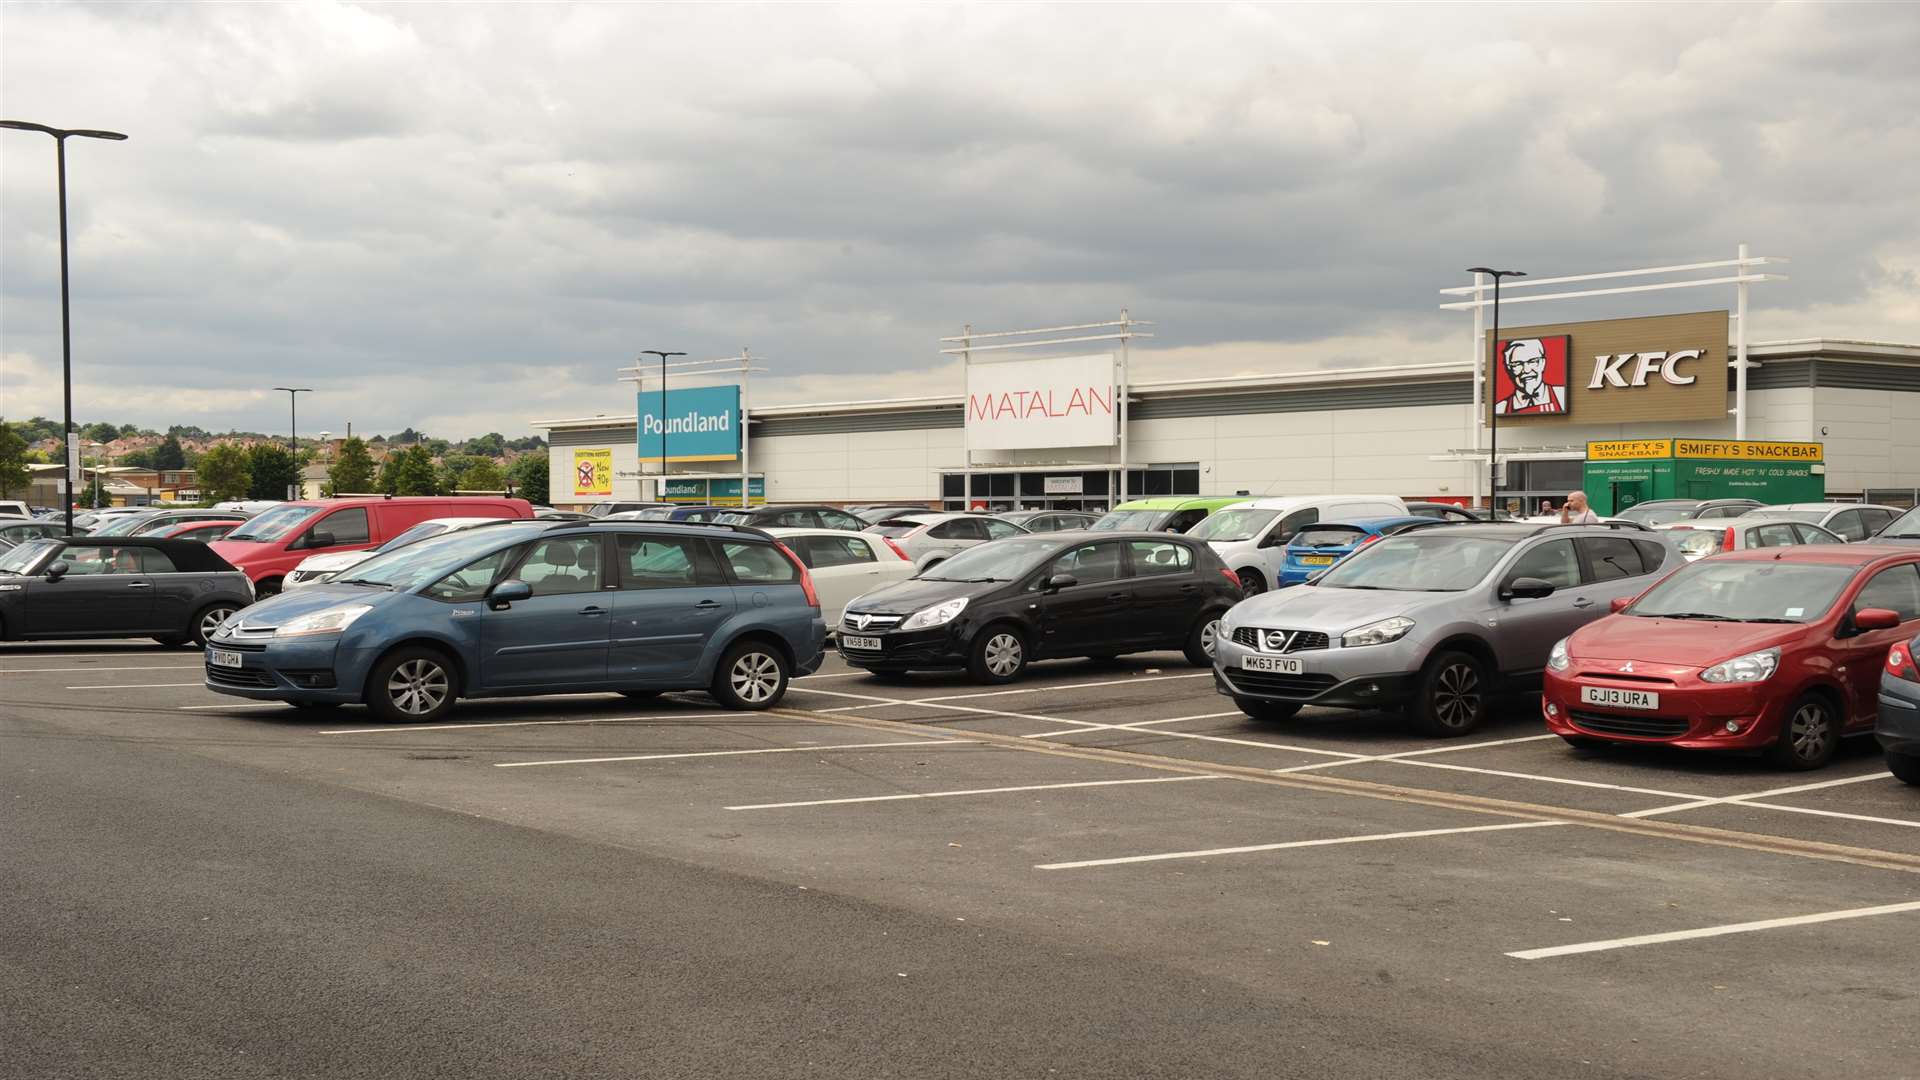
[6,640,1918,1079]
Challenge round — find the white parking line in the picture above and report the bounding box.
[916,672,1213,704]
[1274,734,1561,772]
[319,711,738,735]
[1738,801,1920,830]
[1023,713,1374,760]
[726,774,1219,811]
[1622,771,1893,819]
[1021,710,1247,739]
[494,738,973,768]
[180,702,288,711]
[1507,900,1920,960]
[65,682,205,690]
[1037,820,1561,870]
[785,684,1110,729]
[1382,759,1708,801]
[1,664,204,675]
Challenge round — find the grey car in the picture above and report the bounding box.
[995,510,1104,534]
[1215,523,1682,735]
[0,520,68,550]
[1879,633,1920,785]
[864,512,1030,571]
[0,536,255,647]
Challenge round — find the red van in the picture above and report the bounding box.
[208,497,532,596]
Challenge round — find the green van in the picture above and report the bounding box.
[1088,497,1248,534]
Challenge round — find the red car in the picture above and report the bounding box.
[1543,545,1920,769]
[154,520,240,543]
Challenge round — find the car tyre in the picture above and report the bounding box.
[620,690,663,701]
[1183,613,1224,667]
[1887,751,1920,786]
[1407,650,1490,737]
[867,670,913,683]
[1236,569,1266,596]
[711,639,789,710]
[365,646,459,724]
[1234,697,1300,722]
[967,624,1028,684]
[153,635,189,647]
[1766,693,1840,770]
[254,578,283,599]
[1559,735,1608,754]
[191,602,241,649]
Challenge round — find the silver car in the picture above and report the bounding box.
[1215,523,1681,735]
[863,512,1029,571]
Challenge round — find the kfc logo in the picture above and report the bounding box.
[1493,335,1571,416]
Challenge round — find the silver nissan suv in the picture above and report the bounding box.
[1214,523,1680,735]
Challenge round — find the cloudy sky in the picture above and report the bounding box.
[3,2,1917,440]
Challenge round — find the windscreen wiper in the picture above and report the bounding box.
[332,578,394,590]
[1642,611,1731,620]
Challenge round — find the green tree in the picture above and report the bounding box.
[81,421,120,443]
[118,423,144,438]
[328,436,376,495]
[246,444,302,501]
[379,444,441,496]
[196,442,252,502]
[152,434,187,471]
[458,459,506,492]
[0,420,30,499]
[459,432,506,457]
[120,448,157,469]
[506,451,549,505]
[80,474,108,507]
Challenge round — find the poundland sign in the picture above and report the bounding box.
[637,385,742,463]
[965,353,1117,451]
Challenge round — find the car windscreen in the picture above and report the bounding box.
[1290,525,1367,549]
[1616,505,1696,526]
[1090,510,1167,532]
[916,537,1057,582]
[223,504,325,542]
[87,514,162,537]
[331,524,543,592]
[1670,529,1727,558]
[1748,510,1825,523]
[1882,506,1920,539]
[0,539,55,575]
[1312,535,1517,592]
[1626,561,1856,623]
[866,520,930,537]
[374,522,450,553]
[1187,509,1276,542]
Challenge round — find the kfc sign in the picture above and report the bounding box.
[1493,336,1571,416]
[964,353,1118,451]
[1485,311,1729,426]
[1587,350,1702,388]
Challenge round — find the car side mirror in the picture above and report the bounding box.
[1045,573,1079,591]
[1609,596,1634,614]
[302,531,337,550]
[488,579,532,610]
[45,560,69,581]
[1501,576,1556,601]
[1854,607,1901,632]
[1259,531,1286,549]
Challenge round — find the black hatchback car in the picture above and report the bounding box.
[837,531,1242,683]
[0,536,255,647]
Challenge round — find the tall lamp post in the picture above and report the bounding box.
[272,387,312,501]
[1465,267,1526,513]
[639,350,685,500]
[1,119,128,535]
[86,441,105,508]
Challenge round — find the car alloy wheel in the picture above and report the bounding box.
[983,632,1023,677]
[387,658,450,717]
[196,605,237,645]
[1200,619,1219,657]
[729,651,783,705]
[1431,661,1481,731]
[1770,694,1839,770]
[1237,570,1265,595]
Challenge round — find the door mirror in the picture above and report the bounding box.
[45,560,69,581]
[301,530,336,550]
[1609,596,1634,614]
[488,579,532,609]
[1502,576,1556,601]
[1854,607,1901,632]
[1259,530,1288,548]
[1045,573,1079,591]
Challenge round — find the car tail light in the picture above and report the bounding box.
[1220,567,1240,588]
[1890,642,1920,683]
[1360,534,1381,545]
[881,537,910,561]
[773,542,820,609]
[1724,526,1737,551]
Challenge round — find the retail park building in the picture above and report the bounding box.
[534,318,1920,515]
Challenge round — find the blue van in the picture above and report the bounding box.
[1276,516,1443,587]
[204,521,826,722]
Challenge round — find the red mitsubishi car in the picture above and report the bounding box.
[1543,545,1920,769]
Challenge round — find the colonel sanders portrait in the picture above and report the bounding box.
[1493,337,1569,416]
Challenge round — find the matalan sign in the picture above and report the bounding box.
[964,353,1117,451]
[1485,310,1730,425]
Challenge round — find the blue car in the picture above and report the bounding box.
[1276,516,1443,587]
[203,521,826,722]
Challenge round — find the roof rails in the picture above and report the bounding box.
[570,518,778,540]
[1532,520,1652,534]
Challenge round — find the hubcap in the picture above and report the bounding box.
[1238,571,1264,595]
[1432,663,1481,729]
[1789,703,1831,761]
[199,607,235,640]
[984,633,1023,676]
[1199,619,1220,658]
[730,652,782,703]
[387,658,449,716]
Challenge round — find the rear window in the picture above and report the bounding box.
[1292,526,1366,549]
[1672,528,1727,558]
[722,541,798,584]
[866,520,926,538]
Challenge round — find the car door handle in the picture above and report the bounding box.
[692,600,723,613]
[126,582,153,589]
[579,605,607,616]
[1571,597,1594,609]
[1105,591,1128,601]
[1179,583,1199,593]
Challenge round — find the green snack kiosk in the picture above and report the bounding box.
[1585,438,1825,515]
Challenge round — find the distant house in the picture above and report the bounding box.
[300,463,331,500]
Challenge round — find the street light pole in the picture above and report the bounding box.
[1,119,128,535]
[273,387,312,453]
[639,350,685,501]
[1465,267,1526,513]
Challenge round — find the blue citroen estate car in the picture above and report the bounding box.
[204,520,826,722]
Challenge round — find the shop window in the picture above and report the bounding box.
[989,474,1015,498]
[941,474,965,499]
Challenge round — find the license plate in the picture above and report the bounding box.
[1582,685,1659,710]
[1241,655,1304,674]
[1300,555,1336,566]
[842,635,882,651]
[207,648,244,669]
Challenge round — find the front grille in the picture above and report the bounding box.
[1225,670,1339,697]
[206,666,275,688]
[842,612,905,634]
[1231,627,1331,653]
[213,640,268,653]
[1575,671,1676,686]
[1568,710,1690,738]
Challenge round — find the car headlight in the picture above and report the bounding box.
[900,597,968,631]
[1699,647,1780,684]
[1547,637,1571,672]
[1342,616,1415,648]
[275,604,373,638]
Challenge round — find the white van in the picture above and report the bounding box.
[1185,494,1407,593]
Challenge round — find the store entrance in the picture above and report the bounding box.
[940,463,1199,513]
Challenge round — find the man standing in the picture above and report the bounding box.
[1493,338,1569,415]
[1560,491,1600,524]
